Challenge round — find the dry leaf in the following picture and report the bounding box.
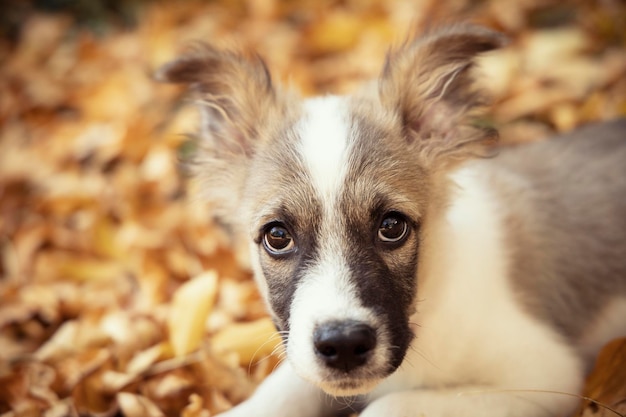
[117,393,165,417]
[168,271,219,356]
[181,393,211,417]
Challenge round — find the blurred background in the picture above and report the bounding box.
[1,0,625,416]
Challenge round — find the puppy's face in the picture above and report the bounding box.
[245,95,428,394]
[158,24,503,395]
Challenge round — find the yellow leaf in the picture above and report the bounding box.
[307,12,363,54]
[167,271,219,356]
[181,393,210,417]
[117,393,165,417]
[56,257,123,282]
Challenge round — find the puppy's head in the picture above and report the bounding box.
[158,25,503,396]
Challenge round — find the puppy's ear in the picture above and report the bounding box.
[157,44,279,157]
[379,24,506,166]
[157,45,288,227]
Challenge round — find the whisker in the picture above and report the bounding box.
[269,343,287,358]
[271,356,286,373]
[247,332,285,375]
[407,344,440,371]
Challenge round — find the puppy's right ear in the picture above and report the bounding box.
[157,45,287,227]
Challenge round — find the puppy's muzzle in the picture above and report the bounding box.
[313,320,377,373]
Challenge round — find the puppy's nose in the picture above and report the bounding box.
[313,321,376,372]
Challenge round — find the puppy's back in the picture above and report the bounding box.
[483,119,626,354]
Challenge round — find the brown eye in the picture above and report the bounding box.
[263,224,295,255]
[378,214,409,244]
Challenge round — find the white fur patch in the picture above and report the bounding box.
[297,96,350,203]
[288,98,392,394]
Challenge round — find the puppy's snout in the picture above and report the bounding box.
[313,320,376,372]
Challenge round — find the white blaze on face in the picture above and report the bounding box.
[287,96,386,392]
[297,96,350,202]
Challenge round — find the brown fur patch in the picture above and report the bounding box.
[484,119,626,341]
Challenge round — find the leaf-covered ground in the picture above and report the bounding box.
[1,1,625,416]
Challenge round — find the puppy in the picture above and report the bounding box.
[158,24,626,417]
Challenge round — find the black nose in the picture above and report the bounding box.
[313,320,377,372]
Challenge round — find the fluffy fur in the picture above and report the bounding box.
[158,24,626,417]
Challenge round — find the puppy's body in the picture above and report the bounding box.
[369,120,626,415]
[159,25,626,417]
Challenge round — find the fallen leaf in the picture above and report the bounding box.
[117,393,165,417]
[168,271,219,356]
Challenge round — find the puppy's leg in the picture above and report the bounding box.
[216,362,349,417]
[359,385,579,417]
[359,321,585,417]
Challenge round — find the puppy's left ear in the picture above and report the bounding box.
[380,24,506,166]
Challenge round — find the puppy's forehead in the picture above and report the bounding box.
[250,94,425,227]
[296,95,351,204]
[293,95,425,218]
